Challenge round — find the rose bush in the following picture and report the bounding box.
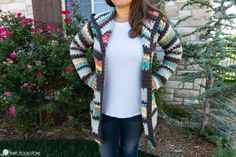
[0,2,95,132]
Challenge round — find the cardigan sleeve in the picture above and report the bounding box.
[69,21,96,88]
[152,15,183,90]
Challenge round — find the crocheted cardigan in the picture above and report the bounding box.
[69,7,183,150]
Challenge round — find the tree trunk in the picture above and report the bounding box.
[200,75,214,135]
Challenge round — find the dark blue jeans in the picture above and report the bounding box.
[98,113,143,157]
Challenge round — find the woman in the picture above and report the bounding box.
[69,0,183,156]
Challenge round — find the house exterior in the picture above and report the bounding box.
[0,0,110,27]
[0,0,212,105]
[66,0,112,19]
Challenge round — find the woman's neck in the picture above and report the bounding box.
[115,6,130,22]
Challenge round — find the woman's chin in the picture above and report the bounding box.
[115,5,130,9]
[114,2,131,8]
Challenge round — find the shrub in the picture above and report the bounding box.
[0,3,94,132]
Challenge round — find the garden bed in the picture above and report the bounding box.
[0,118,215,157]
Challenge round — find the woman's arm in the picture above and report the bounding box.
[152,15,183,90]
[69,21,96,89]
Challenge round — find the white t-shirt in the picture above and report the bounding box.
[102,21,143,118]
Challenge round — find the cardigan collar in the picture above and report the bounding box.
[90,7,160,56]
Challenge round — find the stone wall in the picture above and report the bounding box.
[155,0,212,105]
[0,0,33,18]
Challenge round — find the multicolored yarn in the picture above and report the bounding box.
[69,7,183,150]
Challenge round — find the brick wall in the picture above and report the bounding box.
[155,0,212,105]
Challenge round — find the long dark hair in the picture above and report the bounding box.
[105,0,167,38]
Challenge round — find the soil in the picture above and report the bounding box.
[0,117,216,157]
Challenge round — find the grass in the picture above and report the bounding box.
[0,139,159,157]
[215,143,236,157]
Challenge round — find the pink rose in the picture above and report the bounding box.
[60,10,70,15]
[0,27,12,38]
[37,71,43,77]
[65,65,73,73]
[4,31,12,37]
[64,17,72,23]
[8,105,16,116]
[27,18,33,23]
[1,31,12,37]
[30,28,35,33]
[10,52,17,59]
[22,82,29,88]
[3,91,11,97]
[16,12,22,17]
[21,19,28,25]
[46,24,56,31]
[0,27,7,32]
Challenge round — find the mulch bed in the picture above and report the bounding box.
[0,117,216,157]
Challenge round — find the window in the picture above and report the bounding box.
[66,0,112,20]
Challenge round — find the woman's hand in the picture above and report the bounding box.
[92,77,97,90]
[152,77,157,92]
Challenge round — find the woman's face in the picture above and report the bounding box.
[111,0,132,8]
